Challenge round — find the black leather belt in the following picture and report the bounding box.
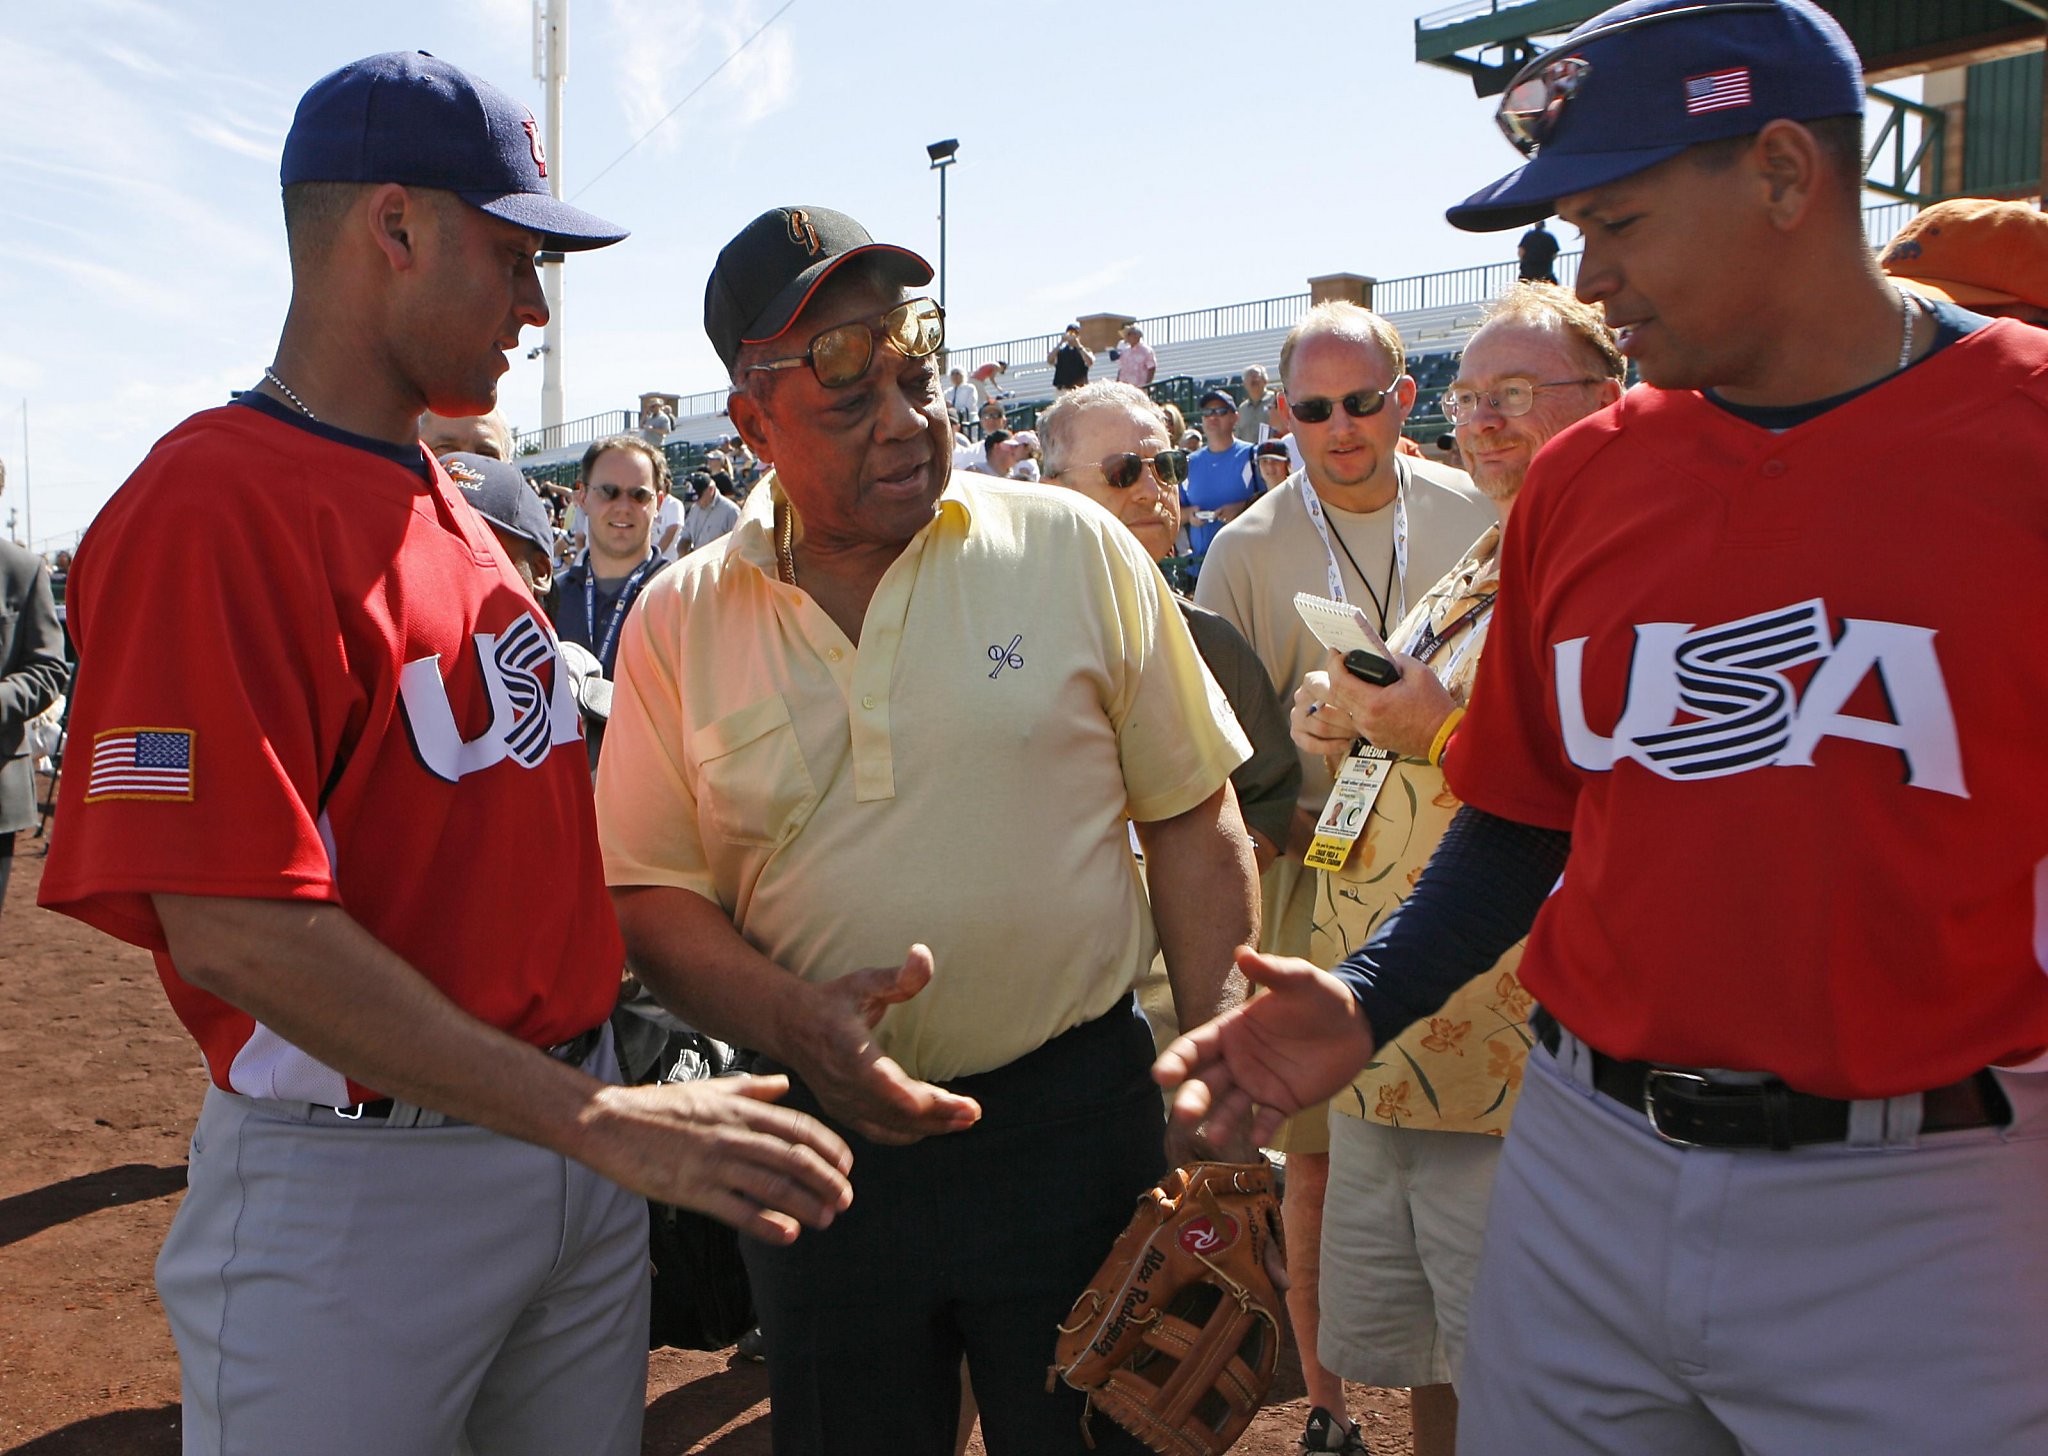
[1532,1008,2008,1151]
[334,1024,606,1122]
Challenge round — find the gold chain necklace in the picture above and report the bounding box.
[776,500,798,585]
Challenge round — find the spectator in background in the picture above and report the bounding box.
[443,451,557,603]
[1182,388,1261,556]
[971,359,1010,402]
[642,398,675,447]
[1007,429,1041,482]
[1193,300,1492,1456]
[0,455,67,910]
[968,430,1019,477]
[1254,438,1292,492]
[679,470,740,555]
[1516,217,1560,284]
[946,367,978,425]
[1112,325,1157,388]
[1049,323,1094,391]
[652,472,685,563]
[1236,364,1273,443]
[419,408,515,460]
[1881,197,2048,327]
[1158,400,1188,447]
[557,435,671,767]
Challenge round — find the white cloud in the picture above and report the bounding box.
[604,0,797,155]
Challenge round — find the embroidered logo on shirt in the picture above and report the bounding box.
[986,634,1024,679]
[86,727,195,802]
[1554,597,1965,796]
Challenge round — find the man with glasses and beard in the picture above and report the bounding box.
[1193,300,1492,1455]
[1159,3,2048,1453]
[598,206,1261,1456]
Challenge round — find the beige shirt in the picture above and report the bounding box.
[598,471,1250,1080]
[1193,456,1495,954]
[1311,529,1531,1136]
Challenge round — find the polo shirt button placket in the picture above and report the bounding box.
[862,694,877,710]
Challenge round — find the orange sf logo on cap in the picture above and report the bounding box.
[786,208,822,256]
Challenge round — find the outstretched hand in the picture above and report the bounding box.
[1153,947,1376,1151]
[792,944,983,1146]
[587,1073,854,1245]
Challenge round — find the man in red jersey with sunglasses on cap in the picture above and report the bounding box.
[1157,3,2048,1453]
[39,53,851,1456]
[597,205,1261,1455]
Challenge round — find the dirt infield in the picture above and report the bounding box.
[0,846,1416,1455]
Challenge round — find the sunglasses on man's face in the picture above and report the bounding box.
[591,481,659,506]
[1069,449,1189,490]
[744,297,946,389]
[1201,406,1236,419]
[1288,381,1404,425]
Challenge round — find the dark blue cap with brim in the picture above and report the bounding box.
[1446,0,1864,233]
[442,452,555,557]
[283,51,628,252]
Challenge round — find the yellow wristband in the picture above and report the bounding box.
[1427,705,1467,768]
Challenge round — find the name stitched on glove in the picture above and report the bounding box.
[1093,1246,1167,1357]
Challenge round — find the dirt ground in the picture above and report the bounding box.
[0,846,1417,1455]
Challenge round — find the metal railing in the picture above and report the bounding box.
[514,409,637,457]
[1416,0,1551,31]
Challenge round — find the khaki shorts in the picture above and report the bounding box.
[1318,1111,1503,1389]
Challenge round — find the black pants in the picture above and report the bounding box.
[0,833,14,912]
[744,999,1165,1456]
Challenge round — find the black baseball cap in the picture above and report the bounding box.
[282,51,628,251]
[443,452,554,556]
[1446,0,1863,232]
[704,206,933,371]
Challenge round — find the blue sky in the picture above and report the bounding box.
[0,1,1911,546]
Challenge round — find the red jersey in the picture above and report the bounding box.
[40,401,621,1104]
[1446,321,2048,1099]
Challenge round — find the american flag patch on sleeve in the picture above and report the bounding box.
[1685,68,1752,115]
[86,728,196,802]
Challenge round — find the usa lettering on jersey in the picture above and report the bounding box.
[1554,597,1966,797]
[398,613,583,782]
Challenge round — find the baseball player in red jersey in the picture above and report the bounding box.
[1155,4,2048,1453]
[39,52,850,1456]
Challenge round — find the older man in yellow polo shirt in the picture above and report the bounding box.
[598,207,1260,1456]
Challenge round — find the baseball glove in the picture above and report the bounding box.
[1048,1161,1285,1456]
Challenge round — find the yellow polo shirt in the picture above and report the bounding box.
[598,471,1250,1080]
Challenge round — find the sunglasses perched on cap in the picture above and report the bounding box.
[1062,450,1190,490]
[745,297,946,389]
[1442,377,1603,423]
[1288,380,1405,425]
[1494,1,1777,155]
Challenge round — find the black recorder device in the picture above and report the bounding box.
[1342,649,1400,687]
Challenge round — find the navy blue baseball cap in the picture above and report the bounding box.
[1446,0,1864,233]
[282,51,628,252]
[705,206,933,371]
[442,452,555,557]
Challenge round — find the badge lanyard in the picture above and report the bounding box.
[584,554,659,670]
[1299,469,1409,629]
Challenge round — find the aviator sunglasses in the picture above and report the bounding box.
[1288,381,1404,425]
[590,481,659,505]
[744,297,946,389]
[1068,450,1190,490]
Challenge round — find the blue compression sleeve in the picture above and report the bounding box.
[1332,805,1571,1050]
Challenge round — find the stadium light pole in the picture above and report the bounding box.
[534,0,568,434]
[926,139,959,318]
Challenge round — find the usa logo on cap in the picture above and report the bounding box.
[1684,67,1753,115]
